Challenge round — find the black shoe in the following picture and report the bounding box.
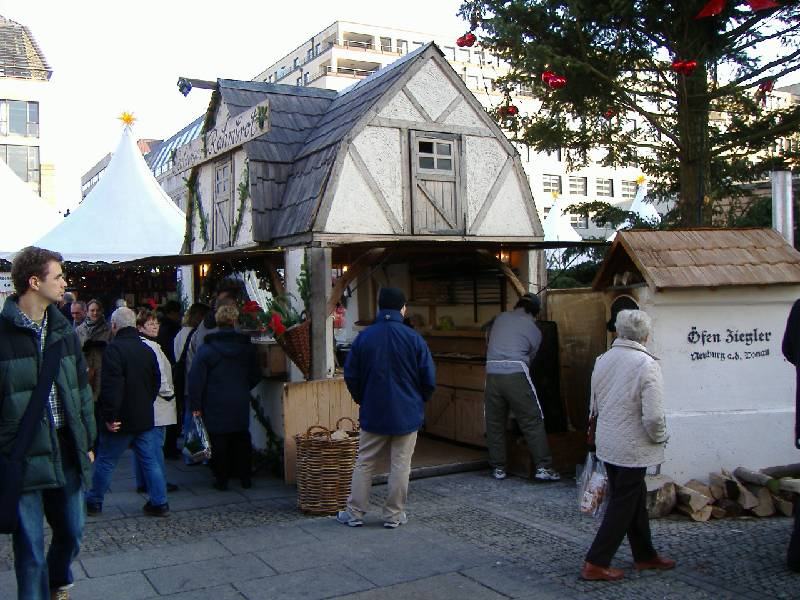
[164,451,181,460]
[142,501,170,517]
[241,478,252,489]
[167,483,179,492]
[212,480,228,491]
[136,486,146,494]
[86,502,102,516]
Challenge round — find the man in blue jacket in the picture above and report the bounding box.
[338,288,435,528]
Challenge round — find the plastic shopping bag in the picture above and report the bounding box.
[578,452,609,518]
[182,415,212,464]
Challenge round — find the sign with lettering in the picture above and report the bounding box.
[685,325,774,362]
[173,99,270,173]
[0,272,12,294]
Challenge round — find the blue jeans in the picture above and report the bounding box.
[132,426,166,489]
[86,428,167,507]
[14,463,84,600]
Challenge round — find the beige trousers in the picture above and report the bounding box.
[347,430,418,521]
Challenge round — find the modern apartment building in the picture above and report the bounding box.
[0,15,55,204]
[252,21,646,239]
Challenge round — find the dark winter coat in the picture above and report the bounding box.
[98,327,160,434]
[782,298,800,449]
[344,309,436,435]
[0,297,96,491]
[188,328,260,434]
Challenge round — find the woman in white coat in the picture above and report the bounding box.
[582,309,675,581]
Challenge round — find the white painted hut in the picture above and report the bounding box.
[592,228,800,481]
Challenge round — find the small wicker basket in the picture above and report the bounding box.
[295,417,360,515]
[277,320,311,378]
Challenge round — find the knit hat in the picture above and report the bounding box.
[607,296,639,332]
[378,287,406,311]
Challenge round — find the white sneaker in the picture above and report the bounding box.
[535,467,561,481]
[493,467,507,480]
[335,510,363,527]
[383,513,408,528]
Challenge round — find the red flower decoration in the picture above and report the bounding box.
[269,313,286,336]
[242,300,261,314]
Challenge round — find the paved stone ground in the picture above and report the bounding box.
[1,452,798,599]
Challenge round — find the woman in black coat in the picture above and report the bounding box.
[188,304,261,490]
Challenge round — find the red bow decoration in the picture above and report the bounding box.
[268,313,286,336]
[671,60,698,75]
[696,0,779,19]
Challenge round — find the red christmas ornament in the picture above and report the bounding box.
[696,0,779,19]
[671,60,697,75]
[603,109,615,120]
[547,75,567,89]
[456,36,466,48]
[464,32,477,47]
[541,70,556,84]
[506,105,519,116]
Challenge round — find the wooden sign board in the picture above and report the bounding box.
[173,99,270,173]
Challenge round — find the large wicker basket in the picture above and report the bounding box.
[295,417,360,515]
[277,320,311,378]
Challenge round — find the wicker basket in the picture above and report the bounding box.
[295,417,360,515]
[277,320,311,378]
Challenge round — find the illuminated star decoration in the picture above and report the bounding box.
[636,175,646,185]
[551,191,560,199]
[118,112,136,127]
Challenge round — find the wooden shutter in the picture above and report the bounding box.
[213,158,233,249]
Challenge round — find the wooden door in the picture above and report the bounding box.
[410,131,462,234]
[213,158,233,249]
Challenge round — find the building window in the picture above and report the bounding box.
[296,76,302,86]
[621,180,637,199]
[397,39,408,54]
[417,138,453,172]
[215,161,231,197]
[306,48,313,61]
[380,37,392,52]
[546,148,562,162]
[596,178,614,197]
[458,48,471,63]
[443,46,456,61]
[0,100,39,137]
[303,72,310,85]
[267,75,273,83]
[315,43,321,56]
[542,174,562,194]
[0,144,40,193]
[569,176,587,196]
[570,212,589,229]
[412,41,424,49]
[293,57,300,69]
[474,50,485,64]
[467,75,479,89]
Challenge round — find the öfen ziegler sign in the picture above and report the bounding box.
[173,99,270,173]
[685,325,774,363]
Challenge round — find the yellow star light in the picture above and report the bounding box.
[551,191,560,199]
[636,175,646,185]
[118,112,136,127]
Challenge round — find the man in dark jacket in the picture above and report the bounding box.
[85,307,169,517]
[338,288,435,528]
[782,299,800,571]
[0,246,95,600]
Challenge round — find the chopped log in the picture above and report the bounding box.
[676,503,713,522]
[779,478,800,495]
[685,479,714,499]
[773,494,794,517]
[734,467,780,494]
[708,473,726,500]
[676,483,712,512]
[646,475,676,519]
[710,505,727,519]
[746,485,776,517]
[717,498,745,518]
[761,463,800,479]
[721,469,758,509]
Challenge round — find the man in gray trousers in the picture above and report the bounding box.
[484,293,560,482]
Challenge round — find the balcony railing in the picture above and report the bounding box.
[325,65,378,78]
[341,39,374,51]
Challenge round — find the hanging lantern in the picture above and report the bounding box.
[464,32,477,47]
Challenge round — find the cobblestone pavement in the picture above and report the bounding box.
[1,452,798,599]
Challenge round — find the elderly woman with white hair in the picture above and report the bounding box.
[581,309,675,581]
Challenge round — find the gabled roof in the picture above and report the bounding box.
[0,16,50,80]
[593,228,800,290]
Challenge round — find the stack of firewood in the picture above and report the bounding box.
[646,465,800,521]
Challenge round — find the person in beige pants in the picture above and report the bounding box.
[338,288,436,528]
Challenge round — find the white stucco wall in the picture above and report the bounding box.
[325,154,393,233]
[377,90,424,121]
[404,60,458,121]
[639,285,800,482]
[464,136,506,223]
[351,126,403,225]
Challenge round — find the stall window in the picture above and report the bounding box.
[417,138,453,172]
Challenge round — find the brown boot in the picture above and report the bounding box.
[581,561,625,581]
[634,555,676,571]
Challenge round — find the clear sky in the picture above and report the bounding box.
[0,0,468,211]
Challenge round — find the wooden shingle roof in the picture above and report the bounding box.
[0,16,50,80]
[593,228,800,290]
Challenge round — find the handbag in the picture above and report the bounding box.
[0,338,65,534]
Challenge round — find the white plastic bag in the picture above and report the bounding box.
[182,415,212,464]
[578,452,609,518]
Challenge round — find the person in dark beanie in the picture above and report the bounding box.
[782,299,800,571]
[0,246,95,600]
[484,293,560,482]
[338,287,436,528]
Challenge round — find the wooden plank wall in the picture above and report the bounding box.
[545,289,607,432]
[282,378,360,485]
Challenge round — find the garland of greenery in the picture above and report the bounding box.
[231,162,249,244]
[249,394,284,477]
[184,172,210,250]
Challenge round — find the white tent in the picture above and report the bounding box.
[0,157,62,255]
[608,179,661,241]
[35,125,185,262]
[543,196,583,268]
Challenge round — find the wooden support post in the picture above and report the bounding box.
[308,247,334,380]
[284,248,305,382]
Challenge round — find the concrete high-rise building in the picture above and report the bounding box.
[0,15,55,204]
